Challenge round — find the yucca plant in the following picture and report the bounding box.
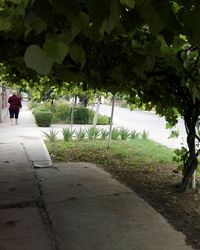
[94,127,101,139]
[130,130,140,140]
[42,129,59,142]
[86,127,95,140]
[111,128,120,140]
[62,128,76,141]
[120,127,130,140]
[86,127,100,140]
[76,128,86,141]
[101,129,109,140]
[141,130,149,140]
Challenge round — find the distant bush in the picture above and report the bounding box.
[34,111,53,127]
[30,101,109,125]
[73,107,90,124]
[53,104,71,122]
[29,101,40,109]
[97,115,109,125]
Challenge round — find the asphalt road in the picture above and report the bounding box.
[98,104,187,149]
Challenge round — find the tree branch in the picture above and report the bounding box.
[177,47,199,82]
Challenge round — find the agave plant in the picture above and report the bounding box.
[62,128,76,141]
[130,129,140,140]
[101,129,109,140]
[120,127,130,140]
[86,127,95,140]
[42,129,59,142]
[93,127,101,139]
[111,128,120,140]
[141,130,149,140]
[76,128,86,141]
[86,127,101,140]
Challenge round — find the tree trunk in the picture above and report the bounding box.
[107,95,115,149]
[70,96,75,131]
[191,171,196,189]
[92,97,101,128]
[74,95,78,107]
[179,103,199,192]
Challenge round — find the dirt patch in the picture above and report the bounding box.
[98,164,200,250]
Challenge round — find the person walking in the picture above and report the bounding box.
[8,91,22,125]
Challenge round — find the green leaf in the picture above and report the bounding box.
[6,0,30,6]
[24,45,53,75]
[73,11,89,32]
[183,9,200,46]
[6,0,23,4]
[25,13,47,35]
[43,34,69,64]
[165,122,172,129]
[69,43,86,69]
[32,0,54,25]
[0,17,11,31]
[61,70,81,82]
[172,2,182,14]
[142,6,164,34]
[120,0,135,9]
[100,1,120,34]
[84,0,110,27]
[169,130,179,139]
[51,0,80,22]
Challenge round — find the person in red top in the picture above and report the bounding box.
[8,91,22,125]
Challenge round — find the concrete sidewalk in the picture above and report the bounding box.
[0,102,194,250]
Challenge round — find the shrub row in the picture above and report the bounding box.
[31,102,109,126]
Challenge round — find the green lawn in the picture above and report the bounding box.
[46,138,176,170]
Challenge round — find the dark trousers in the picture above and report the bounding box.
[9,109,19,119]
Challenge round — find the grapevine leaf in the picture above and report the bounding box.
[24,45,53,75]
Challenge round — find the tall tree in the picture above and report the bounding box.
[1,0,200,190]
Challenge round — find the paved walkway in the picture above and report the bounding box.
[0,102,194,250]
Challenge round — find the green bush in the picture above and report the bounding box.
[97,115,109,125]
[32,102,49,115]
[35,111,53,127]
[54,104,71,121]
[73,107,90,124]
[28,101,40,109]
[88,109,96,124]
[30,101,110,125]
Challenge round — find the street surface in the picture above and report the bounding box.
[98,104,187,149]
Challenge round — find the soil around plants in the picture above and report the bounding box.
[97,164,200,250]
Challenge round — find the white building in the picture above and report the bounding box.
[0,85,12,122]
